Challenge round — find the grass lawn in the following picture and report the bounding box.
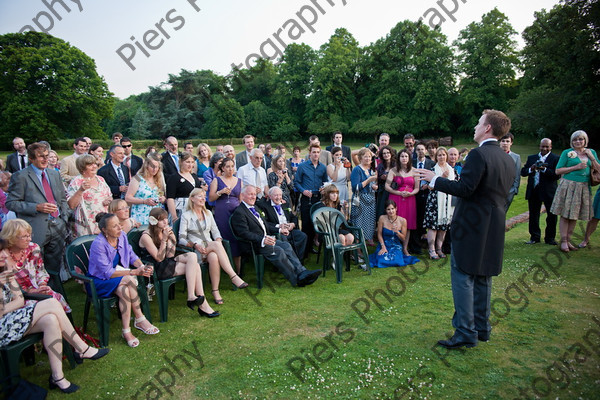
[6,140,600,399]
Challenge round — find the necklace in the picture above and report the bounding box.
[9,249,27,266]
[387,215,398,225]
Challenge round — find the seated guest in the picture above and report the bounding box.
[369,200,420,268]
[108,199,141,234]
[139,208,220,315]
[166,152,204,222]
[67,155,112,238]
[88,213,159,348]
[314,184,355,247]
[256,187,307,261]
[179,189,248,304]
[0,219,71,313]
[231,186,321,287]
[126,153,166,225]
[0,239,109,394]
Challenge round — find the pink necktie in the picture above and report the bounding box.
[41,171,59,218]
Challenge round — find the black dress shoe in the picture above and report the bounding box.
[198,308,220,318]
[478,334,489,342]
[437,337,477,349]
[49,376,79,394]
[545,240,558,245]
[74,345,110,364]
[297,269,322,287]
[525,240,540,245]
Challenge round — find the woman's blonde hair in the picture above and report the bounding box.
[137,152,165,193]
[186,188,208,214]
[197,143,212,161]
[108,199,127,214]
[0,219,32,247]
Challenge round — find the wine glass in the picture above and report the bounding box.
[225,186,231,203]
[267,235,276,255]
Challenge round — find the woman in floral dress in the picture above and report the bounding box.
[66,155,112,238]
[126,152,166,225]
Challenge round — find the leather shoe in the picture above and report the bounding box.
[297,269,321,287]
[437,337,477,349]
[478,334,489,342]
[524,240,540,245]
[545,240,558,245]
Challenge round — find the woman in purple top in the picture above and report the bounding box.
[88,213,158,348]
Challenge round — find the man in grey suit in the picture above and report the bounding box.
[6,142,71,290]
[417,109,514,349]
[500,132,521,212]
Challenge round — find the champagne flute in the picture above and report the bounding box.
[267,235,276,255]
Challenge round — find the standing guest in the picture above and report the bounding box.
[209,158,242,273]
[416,109,513,349]
[196,143,212,177]
[108,199,140,234]
[579,188,600,248]
[289,146,304,213]
[237,149,269,199]
[88,213,159,348]
[369,200,420,268]
[6,142,71,291]
[386,149,419,256]
[203,152,225,208]
[112,132,123,145]
[257,186,308,261]
[403,134,417,162]
[447,148,462,176]
[305,136,333,166]
[161,136,180,180]
[66,155,112,238]
[426,140,438,160]
[0,239,109,394]
[140,207,221,314]
[459,148,470,163]
[47,150,60,171]
[121,137,143,178]
[520,138,560,245]
[1,219,71,313]
[0,171,11,229]
[423,147,455,260]
[126,153,166,225]
[326,131,352,161]
[375,146,396,218]
[379,133,390,148]
[183,142,198,174]
[144,146,157,158]
[231,186,321,287]
[6,137,28,173]
[327,146,352,211]
[165,152,204,222]
[236,135,263,169]
[295,144,328,252]
[89,144,105,168]
[97,145,129,200]
[268,154,293,206]
[500,132,521,212]
[550,130,599,252]
[215,145,224,153]
[60,137,89,185]
[264,144,274,170]
[350,148,378,246]
[222,145,236,165]
[179,189,248,304]
[82,137,92,149]
[412,142,437,251]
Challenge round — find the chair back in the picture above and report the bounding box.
[311,207,345,249]
[172,218,181,242]
[65,235,96,276]
[127,227,153,264]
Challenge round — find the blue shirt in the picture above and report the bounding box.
[294,161,327,193]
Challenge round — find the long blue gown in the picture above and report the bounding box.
[369,228,420,268]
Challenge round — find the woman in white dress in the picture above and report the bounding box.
[327,146,352,206]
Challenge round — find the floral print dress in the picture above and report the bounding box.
[130,176,162,225]
[0,283,37,347]
[67,175,111,239]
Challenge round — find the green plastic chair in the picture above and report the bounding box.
[311,207,371,283]
[65,235,152,347]
[229,215,265,289]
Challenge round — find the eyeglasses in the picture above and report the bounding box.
[116,206,130,211]
[122,144,132,148]
[573,138,585,142]
[18,233,32,240]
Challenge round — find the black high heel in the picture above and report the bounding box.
[198,308,220,318]
[49,375,79,394]
[187,296,205,311]
[74,345,110,364]
[231,274,249,289]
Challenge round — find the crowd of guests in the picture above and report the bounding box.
[1,128,599,392]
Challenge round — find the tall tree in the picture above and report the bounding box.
[511,0,600,145]
[201,95,245,140]
[229,59,279,108]
[0,32,113,145]
[454,8,520,134]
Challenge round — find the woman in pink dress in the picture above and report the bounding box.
[385,149,420,256]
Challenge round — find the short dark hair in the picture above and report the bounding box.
[501,132,514,142]
[403,134,415,141]
[112,132,123,139]
[109,144,123,154]
[74,137,86,146]
[120,136,132,144]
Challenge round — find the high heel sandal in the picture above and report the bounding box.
[133,316,160,335]
[187,295,205,310]
[428,249,439,260]
[212,289,224,304]
[560,240,570,253]
[567,242,578,251]
[231,274,249,289]
[122,328,140,348]
[49,375,79,394]
[74,345,110,364]
[578,240,589,249]
[436,248,446,258]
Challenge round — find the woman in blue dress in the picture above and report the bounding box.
[369,200,420,268]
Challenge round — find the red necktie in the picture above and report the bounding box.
[41,171,59,218]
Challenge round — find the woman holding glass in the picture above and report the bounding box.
[268,154,293,205]
[126,153,166,225]
[166,152,204,222]
[350,148,378,245]
[327,146,352,214]
[376,146,396,218]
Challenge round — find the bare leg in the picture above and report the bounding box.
[566,218,578,250]
[580,218,599,247]
[559,217,570,252]
[174,252,202,301]
[403,230,411,256]
[206,252,222,301]
[427,229,436,253]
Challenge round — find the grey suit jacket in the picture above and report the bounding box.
[6,166,71,245]
[508,151,521,195]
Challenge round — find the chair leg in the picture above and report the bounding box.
[158,281,170,323]
[97,306,109,348]
[254,255,264,289]
[83,299,91,333]
[137,283,153,324]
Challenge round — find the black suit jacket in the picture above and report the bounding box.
[97,163,130,199]
[520,153,560,202]
[231,203,270,255]
[161,151,179,180]
[434,141,513,276]
[326,144,351,161]
[412,158,435,170]
[6,152,27,173]
[126,154,144,177]
[255,198,298,234]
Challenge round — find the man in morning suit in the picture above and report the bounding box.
[98,145,130,199]
[161,136,180,179]
[6,142,71,290]
[231,185,321,287]
[256,186,308,261]
[417,109,514,349]
[326,131,351,161]
[6,137,28,173]
[121,137,143,178]
[521,138,560,245]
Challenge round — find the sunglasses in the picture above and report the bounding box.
[122,144,132,148]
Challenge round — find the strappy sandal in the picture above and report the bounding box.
[133,316,160,335]
[122,328,139,348]
[212,289,224,304]
[436,248,447,258]
[428,249,439,260]
[231,274,248,289]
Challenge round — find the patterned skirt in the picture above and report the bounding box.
[550,179,592,221]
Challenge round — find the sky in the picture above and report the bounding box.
[0,0,561,99]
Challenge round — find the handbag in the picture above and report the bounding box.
[591,164,600,186]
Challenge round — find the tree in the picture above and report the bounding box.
[129,107,151,139]
[229,59,279,108]
[454,8,520,134]
[511,0,600,145]
[201,95,245,140]
[0,32,113,145]
[243,100,281,138]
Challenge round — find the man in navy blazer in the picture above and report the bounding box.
[161,136,180,179]
[417,109,514,349]
[6,137,29,173]
[121,137,143,178]
[326,131,351,161]
[6,143,71,290]
[520,138,560,245]
[231,185,320,287]
[98,145,130,199]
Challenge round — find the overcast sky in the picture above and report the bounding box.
[0,0,560,99]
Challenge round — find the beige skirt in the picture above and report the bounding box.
[550,178,592,221]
